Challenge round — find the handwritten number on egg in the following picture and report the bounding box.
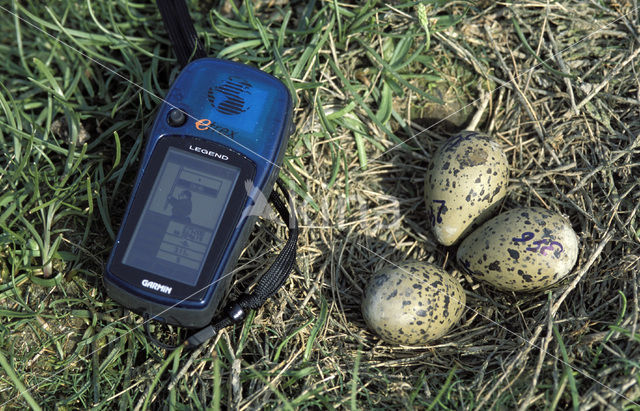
[428,200,447,226]
[433,200,446,224]
[526,240,546,253]
[513,232,564,256]
[512,232,534,243]
[540,241,563,256]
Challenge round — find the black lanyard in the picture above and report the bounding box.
[156,0,206,66]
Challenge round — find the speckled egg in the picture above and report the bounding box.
[362,261,466,345]
[457,207,579,291]
[424,131,509,246]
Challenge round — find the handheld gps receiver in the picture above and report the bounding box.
[105,58,293,329]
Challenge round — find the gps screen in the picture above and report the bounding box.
[123,147,240,286]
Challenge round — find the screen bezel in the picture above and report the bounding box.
[109,135,256,304]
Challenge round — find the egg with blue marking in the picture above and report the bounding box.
[457,207,579,291]
[424,131,509,246]
[362,261,466,345]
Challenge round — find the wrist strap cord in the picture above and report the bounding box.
[186,179,299,347]
[146,1,299,348]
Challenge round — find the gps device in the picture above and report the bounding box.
[105,57,293,329]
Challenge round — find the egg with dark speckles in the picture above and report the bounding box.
[362,261,466,345]
[457,207,579,291]
[424,131,509,246]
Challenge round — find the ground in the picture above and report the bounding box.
[0,1,639,409]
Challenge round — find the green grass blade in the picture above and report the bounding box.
[375,82,392,124]
[553,324,580,411]
[328,58,403,156]
[427,365,458,411]
[511,17,576,79]
[141,346,183,410]
[591,290,627,367]
[350,344,362,410]
[355,38,439,103]
[245,363,294,411]
[210,354,222,411]
[0,351,43,411]
[304,297,327,362]
[274,318,313,363]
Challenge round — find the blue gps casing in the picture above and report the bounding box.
[105,58,293,328]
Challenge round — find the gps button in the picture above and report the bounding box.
[167,108,187,127]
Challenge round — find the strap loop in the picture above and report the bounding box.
[183,179,298,348]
